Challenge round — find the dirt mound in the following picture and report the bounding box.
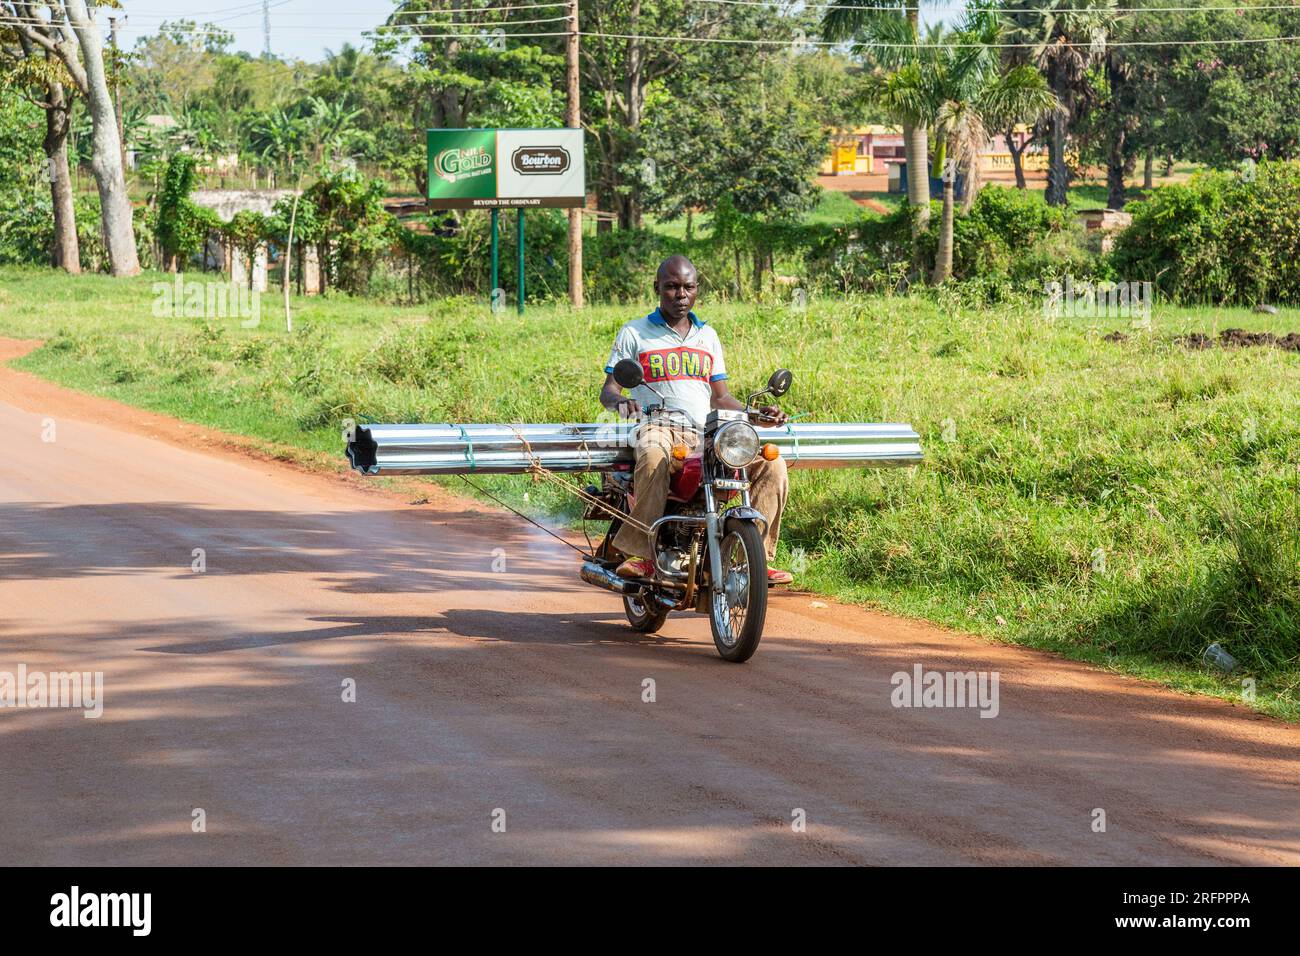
[1174,328,1300,352]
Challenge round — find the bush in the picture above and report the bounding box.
[926,186,1092,290]
[806,187,1095,299]
[0,184,54,266]
[804,208,914,294]
[1110,160,1300,305]
[584,228,734,303]
[301,172,397,295]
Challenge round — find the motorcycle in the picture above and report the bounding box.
[578,358,793,663]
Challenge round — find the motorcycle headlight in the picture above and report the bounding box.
[714,421,759,468]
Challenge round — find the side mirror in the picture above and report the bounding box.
[767,368,793,398]
[613,358,645,389]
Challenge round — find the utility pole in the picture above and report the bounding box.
[108,15,126,174]
[263,0,272,58]
[565,0,583,308]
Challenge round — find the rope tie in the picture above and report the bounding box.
[510,425,544,482]
[576,433,594,472]
[506,424,653,534]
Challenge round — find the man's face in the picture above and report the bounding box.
[655,265,698,323]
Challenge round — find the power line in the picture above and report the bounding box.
[148,1,569,17]
[7,2,1299,28]
[689,0,1300,10]
[0,1,566,28]
[578,28,1300,46]
[376,16,576,27]
[0,14,573,37]
[7,11,1300,46]
[209,0,294,27]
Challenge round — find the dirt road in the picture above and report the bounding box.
[2,340,1297,865]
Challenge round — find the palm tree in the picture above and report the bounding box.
[872,6,1057,282]
[172,106,223,158]
[822,1,938,233]
[1000,0,1118,206]
[932,67,1057,281]
[321,43,375,109]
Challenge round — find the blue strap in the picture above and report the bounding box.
[784,421,799,462]
[458,424,476,471]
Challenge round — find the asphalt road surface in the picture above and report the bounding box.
[2,339,1297,865]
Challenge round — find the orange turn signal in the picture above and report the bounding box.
[761,443,780,461]
[671,443,689,461]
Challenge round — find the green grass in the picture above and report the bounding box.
[804,189,875,224]
[3,265,1299,718]
[862,191,906,213]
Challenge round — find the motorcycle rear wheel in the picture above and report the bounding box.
[624,591,670,633]
[709,518,767,663]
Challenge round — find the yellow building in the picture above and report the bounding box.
[822,124,1047,176]
[822,125,905,175]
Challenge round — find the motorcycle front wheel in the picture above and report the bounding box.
[709,518,767,662]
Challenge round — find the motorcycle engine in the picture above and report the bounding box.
[656,547,689,575]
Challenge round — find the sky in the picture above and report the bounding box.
[109,0,964,64]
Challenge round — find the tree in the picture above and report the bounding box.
[713,104,828,290]
[11,0,140,274]
[370,2,564,198]
[1072,6,1147,209]
[1001,0,1116,207]
[639,25,845,239]
[222,210,267,289]
[249,107,307,182]
[930,32,1057,280]
[1002,118,1037,189]
[299,171,395,295]
[1118,7,1300,172]
[129,19,232,112]
[1,5,79,271]
[0,91,57,265]
[577,0,774,231]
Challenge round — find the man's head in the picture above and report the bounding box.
[654,255,699,323]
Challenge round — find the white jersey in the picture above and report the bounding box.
[605,308,728,428]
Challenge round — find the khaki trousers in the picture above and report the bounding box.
[611,422,788,561]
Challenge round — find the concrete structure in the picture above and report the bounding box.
[190,190,299,294]
[191,189,293,221]
[1076,208,1134,253]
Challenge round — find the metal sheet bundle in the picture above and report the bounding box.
[346,420,923,476]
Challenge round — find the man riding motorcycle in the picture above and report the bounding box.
[599,254,794,585]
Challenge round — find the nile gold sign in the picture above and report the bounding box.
[433,145,493,184]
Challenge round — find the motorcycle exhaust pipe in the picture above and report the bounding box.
[580,561,634,595]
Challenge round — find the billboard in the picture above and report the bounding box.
[427,128,585,209]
